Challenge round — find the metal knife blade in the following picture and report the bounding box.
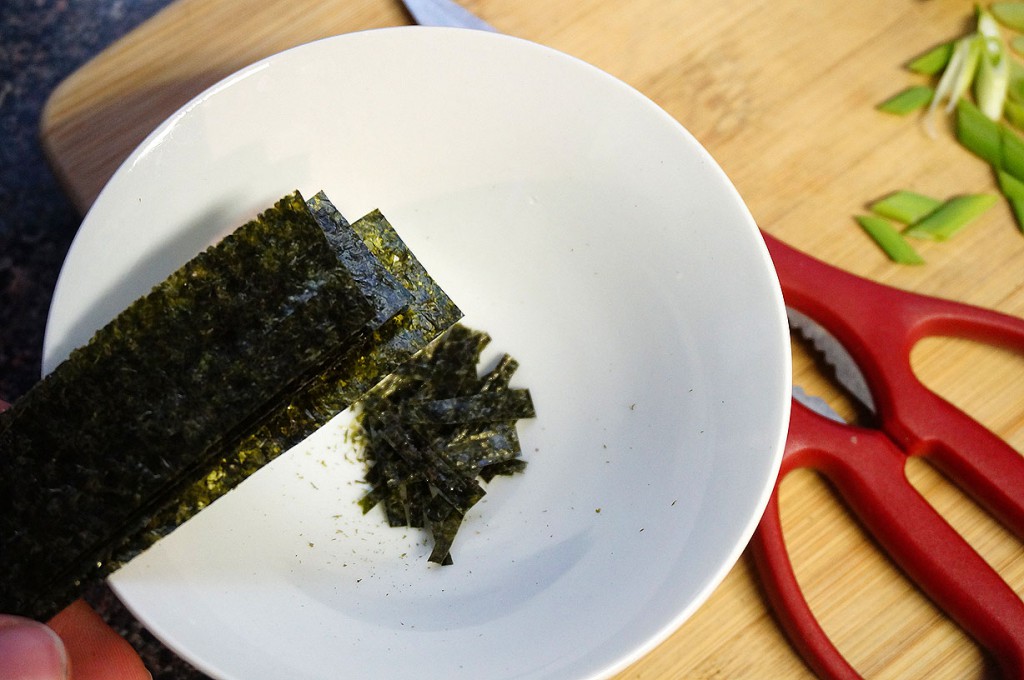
[401,0,497,31]
[787,306,876,415]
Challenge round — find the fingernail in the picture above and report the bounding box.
[0,617,68,680]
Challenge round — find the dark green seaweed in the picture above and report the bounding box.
[402,390,535,424]
[478,458,528,482]
[431,423,523,475]
[356,324,533,565]
[117,204,463,566]
[0,193,461,619]
[306,191,412,326]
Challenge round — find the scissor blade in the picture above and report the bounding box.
[401,0,497,31]
[792,385,845,422]
[787,307,877,414]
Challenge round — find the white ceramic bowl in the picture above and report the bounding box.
[44,27,790,680]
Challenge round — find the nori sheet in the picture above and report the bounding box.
[113,202,463,566]
[356,325,533,565]
[0,192,462,619]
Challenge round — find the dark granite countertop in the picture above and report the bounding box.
[1,0,173,400]
[1,2,208,677]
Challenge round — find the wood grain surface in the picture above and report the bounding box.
[40,0,1024,677]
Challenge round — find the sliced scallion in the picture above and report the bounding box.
[991,2,1024,32]
[1005,98,1024,130]
[955,97,1024,180]
[1007,59,1024,128]
[998,170,1024,232]
[856,215,925,264]
[869,190,942,224]
[878,86,935,115]
[1009,59,1024,102]
[946,35,983,109]
[926,34,983,135]
[976,8,1011,119]
[1001,125,1024,180]
[907,41,953,75]
[956,97,1002,165]
[903,193,998,240]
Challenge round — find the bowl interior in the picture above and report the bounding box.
[44,27,790,680]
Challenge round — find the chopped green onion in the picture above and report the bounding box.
[991,2,1024,32]
[869,190,942,224]
[998,170,1024,232]
[903,193,998,240]
[1005,98,1024,130]
[955,97,1024,179]
[954,99,1024,226]
[1000,125,1024,180]
[977,66,1010,120]
[856,215,925,264]
[1000,167,1024,196]
[947,35,983,108]
[877,86,934,115]
[976,8,1011,119]
[1008,59,1024,102]
[907,41,953,75]
[956,97,1002,165]
[927,34,983,135]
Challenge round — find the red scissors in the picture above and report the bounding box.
[749,232,1024,679]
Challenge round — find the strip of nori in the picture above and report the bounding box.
[424,354,526,475]
[356,324,533,564]
[427,513,462,566]
[402,390,535,424]
[375,410,486,512]
[480,354,520,390]
[479,458,529,482]
[306,191,412,326]
[433,424,523,474]
[113,205,463,568]
[1,193,461,620]
[368,324,491,403]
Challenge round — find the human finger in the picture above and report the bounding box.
[0,613,68,680]
[47,600,151,680]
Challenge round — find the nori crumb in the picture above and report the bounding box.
[356,325,534,565]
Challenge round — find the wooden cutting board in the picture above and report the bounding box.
[40,0,1024,677]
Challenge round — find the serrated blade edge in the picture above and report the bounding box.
[792,385,845,422]
[787,307,876,414]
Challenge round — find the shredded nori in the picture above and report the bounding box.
[356,324,534,565]
[0,192,461,619]
[401,390,535,424]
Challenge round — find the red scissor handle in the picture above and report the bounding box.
[750,400,1024,679]
[762,232,1024,539]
